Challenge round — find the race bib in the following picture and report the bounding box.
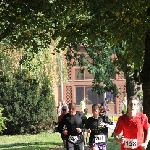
[68,135,78,143]
[94,135,106,143]
[124,138,137,149]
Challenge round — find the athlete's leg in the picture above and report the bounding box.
[63,140,66,148]
[83,131,88,145]
[90,147,98,150]
[89,143,99,150]
[61,133,66,148]
[102,144,107,150]
[76,142,84,150]
[66,141,74,150]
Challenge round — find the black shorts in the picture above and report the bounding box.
[67,141,84,150]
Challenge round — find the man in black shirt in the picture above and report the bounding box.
[58,102,87,150]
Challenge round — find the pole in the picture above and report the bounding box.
[60,51,64,101]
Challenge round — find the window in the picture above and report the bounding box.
[106,92,115,103]
[75,68,94,80]
[76,87,84,105]
[75,55,93,66]
[85,69,93,79]
[76,86,104,105]
[75,69,84,80]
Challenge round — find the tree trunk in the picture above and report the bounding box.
[141,28,150,149]
[126,77,142,98]
[126,76,135,98]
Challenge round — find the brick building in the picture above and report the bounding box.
[53,46,126,115]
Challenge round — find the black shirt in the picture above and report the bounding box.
[58,111,87,136]
[99,114,113,134]
[85,115,113,144]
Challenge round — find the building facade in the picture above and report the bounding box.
[53,46,126,115]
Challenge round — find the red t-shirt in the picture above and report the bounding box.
[114,113,150,150]
[58,113,65,123]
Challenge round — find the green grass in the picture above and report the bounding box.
[107,138,120,150]
[0,132,120,150]
[0,132,62,150]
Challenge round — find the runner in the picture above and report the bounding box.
[80,98,86,113]
[58,106,68,150]
[99,106,114,137]
[83,108,91,145]
[85,104,114,150]
[114,96,150,150]
[58,102,87,150]
[57,101,62,116]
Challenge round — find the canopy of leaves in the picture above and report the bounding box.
[0,0,54,52]
[52,0,150,72]
[1,0,150,95]
[66,41,118,95]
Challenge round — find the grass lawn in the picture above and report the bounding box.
[0,132,62,150]
[0,132,120,150]
[107,138,120,150]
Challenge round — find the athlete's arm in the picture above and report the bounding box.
[104,115,113,124]
[103,116,114,130]
[57,114,67,133]
[106,124,115,130]
[113,115,124,144]
[140,127,150,150]
[142,114,150,148]
[145,127,150,148]
[145,127,150,143]
[114,133,124,144]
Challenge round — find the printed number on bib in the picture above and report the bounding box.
[94,135,105,143]
[68,135,78,143]
[124,139,137,149]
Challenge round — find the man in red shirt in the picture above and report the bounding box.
[58,106,68,123]
[114,96,150,150]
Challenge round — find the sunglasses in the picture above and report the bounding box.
[62,109,66,111]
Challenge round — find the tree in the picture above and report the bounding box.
[1,0,149,70]
[0,47,58,134]
[65,41,118,95]
[52,1,150,99]
[1,1,150,146]
[141,6,150,132]
[0,0,53,51]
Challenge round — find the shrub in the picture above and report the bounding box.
[0,72,57,134]
[0,108,7,134]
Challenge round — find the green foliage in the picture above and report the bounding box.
[0,48,57,135]
[1,0,150,96]
[0,71,56,134]
[0,0,53,51]
[66,41,118,95]
[0,1,149,88]
[51,0,150,81]
[0,107,7,134]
